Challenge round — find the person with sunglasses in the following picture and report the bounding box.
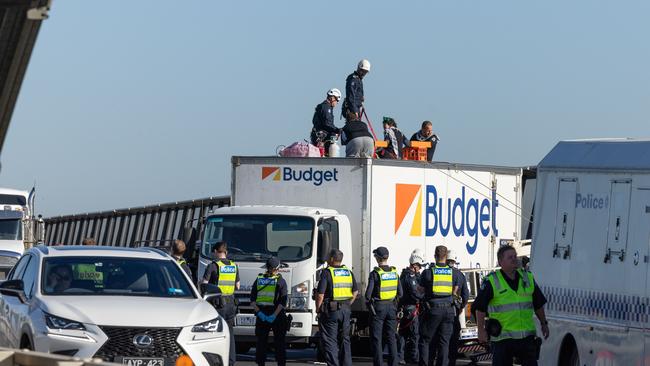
[46,265,73,293]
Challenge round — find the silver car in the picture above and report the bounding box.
[0,245,228,366]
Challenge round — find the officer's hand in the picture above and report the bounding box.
[478,328,488,344]
[256,311,267,322]
[541,323,550,339]
[266,314,277,323]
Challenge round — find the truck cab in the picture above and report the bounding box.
[197,206,352,348]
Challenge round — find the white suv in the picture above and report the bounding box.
[0,245,228,366]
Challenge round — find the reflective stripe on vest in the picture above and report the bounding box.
[216,261,237,296]
[487,270,537,341]
[255,274,279,306]
[432,265,453,296]
[328,265,353,301]
[374,266,398,300]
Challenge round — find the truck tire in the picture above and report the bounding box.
[559,335,579,366]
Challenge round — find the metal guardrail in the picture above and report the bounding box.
[0,347,119,366]
[44,196,230,246]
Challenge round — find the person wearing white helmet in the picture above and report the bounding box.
[397,249,425,365]
[311,88,342,156]
[342,59,370,121]
[443,250,469,366]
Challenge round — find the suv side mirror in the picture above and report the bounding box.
[0,279,26,302]
[200,283,223,307]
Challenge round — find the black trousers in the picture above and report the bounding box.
[448,314,461,366]
[397,305,419,363]
[418,305,454,366]
[217,298,238,366]
[491,336,538,366]
[370,301,398,366]
[254,312,287,366]
[320,307,352,366]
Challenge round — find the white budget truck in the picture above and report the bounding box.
[198,157,535,352]
[532,139,650,366]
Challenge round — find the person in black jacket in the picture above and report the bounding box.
[311,88,342,155]
[380,117,409,159]
[342,59,370,120]
[341,111,374,157]
[398,249,425,365]
[410,121,439,162]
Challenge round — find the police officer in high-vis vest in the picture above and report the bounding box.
[172,240,193,281]
[474,245,549,366]
[316,249,359,366]
[202,241,240,366]
[365,246,402,366]
[418,245,459,366]
[250,256,288,366]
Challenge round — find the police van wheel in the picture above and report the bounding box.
[559,335,579,366]
[568,346,579,366]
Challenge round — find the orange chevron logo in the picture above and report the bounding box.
[395,184,423,236]
[262,167,281,181]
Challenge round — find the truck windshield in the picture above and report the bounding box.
[0,219,21,240]
[201,215,314,262]
[41,257,194,298]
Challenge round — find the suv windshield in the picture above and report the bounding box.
[201,215,314,262]
[41,257,194,298]
[0,219,21,240]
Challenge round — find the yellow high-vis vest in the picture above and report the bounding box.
[328,265,353,301]
[374,266,398,300]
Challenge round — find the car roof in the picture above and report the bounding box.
[31,245,171,260]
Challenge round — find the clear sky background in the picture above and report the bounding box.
[2,1,649,217]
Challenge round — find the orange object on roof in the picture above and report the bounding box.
[375,140,388,148]
[410,141,432,149]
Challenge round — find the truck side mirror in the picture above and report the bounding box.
[317,230,332,264]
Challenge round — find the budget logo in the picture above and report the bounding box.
[262,167,281,181]
[261,166,339,186]
[394,183,499,255]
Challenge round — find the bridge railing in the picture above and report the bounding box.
[44,196,231,247]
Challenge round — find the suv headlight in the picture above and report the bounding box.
[45,313,86,330]
[289,280,309,310]
[192,316,223,333]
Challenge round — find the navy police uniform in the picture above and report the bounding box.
[397,267,423,364]
[343,71,364,118]
[365,264,403,366]
[203,259,240,366]
[311,100,340,152]
[317,265,358,366]
[251,268,288,366]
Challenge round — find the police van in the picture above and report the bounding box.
[532,139,650,365]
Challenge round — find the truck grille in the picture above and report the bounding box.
[94,326,184,362]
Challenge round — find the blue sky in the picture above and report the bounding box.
[2,1,649,217]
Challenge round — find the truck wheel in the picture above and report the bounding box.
[568,346,580,366]
[559,335,579,366]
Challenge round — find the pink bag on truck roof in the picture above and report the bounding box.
[279,141,321,157]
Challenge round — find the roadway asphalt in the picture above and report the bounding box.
[236,348,491,365]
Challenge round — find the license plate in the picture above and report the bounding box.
[460,326,478,340]
[120,357,164,366]
[236,315,256,326]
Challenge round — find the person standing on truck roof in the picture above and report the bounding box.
[366,246,402,366]
[172,239,193,281]
[342,59,370,121]
[202,241,240,366]
[418,245,459,366]
[474,245,549,366]
[397,249,425,365]
[410,121,439,162]
[341,111,375,158]
[379,117,409,159]
[445,250,469,366]
[316,249,359,366]
[251,256,288,366]
[311,88,342,156]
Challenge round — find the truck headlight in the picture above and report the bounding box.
[192,316,223,333]
[289,281,309,310]
[45,313,86,331]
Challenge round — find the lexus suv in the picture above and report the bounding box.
[0,245,228,366]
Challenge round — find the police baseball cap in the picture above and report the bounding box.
[373,246,389,259]
[265,256,281,269]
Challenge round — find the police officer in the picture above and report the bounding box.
[172,239,193,281]
[366,246,402,366]
[316,249,359,366]
[445,250,469,366]
[398,249,425,365]
[202,241,240,366]
[343,59,371,121]
[250,256,288,366]
[312,88,342,155]
[418,245,459,366]
[474,245,549,366]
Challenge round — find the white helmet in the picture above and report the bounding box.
[447,250,459,265]
[409,249,425,265]
[358,59,371,72]
[327,88,341,100]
